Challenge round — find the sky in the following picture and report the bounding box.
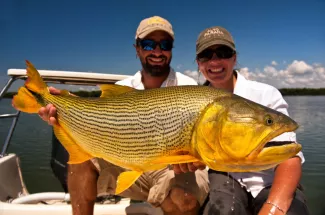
[0,0,324,91]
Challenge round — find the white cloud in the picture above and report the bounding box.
[239,67,250,79]
[176,64,183,70]
[245,60,325,88]
[285,78,296,84]
[271,61,278,66]
[315,67,325,74]
[264,66,278,77]
[313,63,323,67]
[287,60,313,75]
[257,73,266,78]
[183,70,206,84]
[315,67,325,80]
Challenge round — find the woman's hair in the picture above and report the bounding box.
[203,80,210,86]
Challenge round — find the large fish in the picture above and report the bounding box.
[12,61,301,194]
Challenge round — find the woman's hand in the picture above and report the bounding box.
[172,152,206,174]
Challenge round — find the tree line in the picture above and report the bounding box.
[279,88,325,96]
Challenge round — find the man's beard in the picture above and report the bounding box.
[141,55,171,77]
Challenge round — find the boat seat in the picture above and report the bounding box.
[0,154,28,202]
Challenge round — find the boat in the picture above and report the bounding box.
[0,67,164,215]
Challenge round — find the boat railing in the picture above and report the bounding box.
[0,76,21,158]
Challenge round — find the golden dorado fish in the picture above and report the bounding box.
[12,61,302,194]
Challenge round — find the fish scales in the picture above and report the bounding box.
[43,86,225,164]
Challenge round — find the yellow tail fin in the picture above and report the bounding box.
[12,87,42,113]
[25,60,47,93]
[12,60,47,113]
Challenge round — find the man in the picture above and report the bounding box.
[39,16,209,215]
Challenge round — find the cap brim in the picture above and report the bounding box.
[196,40,235,55]
[136,26,174,40]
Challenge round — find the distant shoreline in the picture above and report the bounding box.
[2,88,325,98]
[279,88,325,96]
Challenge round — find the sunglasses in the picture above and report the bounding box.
[197,46,236,62]
[138,39,173,51]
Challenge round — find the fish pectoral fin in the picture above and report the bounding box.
[53,125,93,164]
[115,171,143,195]
[99,84,136,98]
[149,155,200,165]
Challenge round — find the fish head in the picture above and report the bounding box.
[193,94,302,172]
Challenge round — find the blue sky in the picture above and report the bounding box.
[1,0,324,89]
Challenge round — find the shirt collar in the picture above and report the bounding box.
[162,67,177,87]
[233,70,248,97]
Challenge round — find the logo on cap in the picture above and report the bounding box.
[136,16,174,39]
[147,16,168,25]
[204,28,224,37]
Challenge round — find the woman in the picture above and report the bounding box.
[193,26,310,215]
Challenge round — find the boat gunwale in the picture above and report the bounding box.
[7,68,131,85]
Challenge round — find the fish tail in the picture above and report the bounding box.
[12,60,47,113]
[25,60,47,93]
[12,87,42,113]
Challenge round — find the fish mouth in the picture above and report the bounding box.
[264,141,293,148]
[246,124,297,160]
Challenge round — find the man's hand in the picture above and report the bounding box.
[172,152,206,174]
[38,87,61,125]
[173,162,206,174]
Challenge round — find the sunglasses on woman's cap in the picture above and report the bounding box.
[138,39,173,51]
[197,46,236,62]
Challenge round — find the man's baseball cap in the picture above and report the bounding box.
[196,26,236,55]
[135,16,174,40]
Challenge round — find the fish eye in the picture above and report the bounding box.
[265,116,273,126]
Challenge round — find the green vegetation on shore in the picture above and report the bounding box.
[279,88,325,96]
[2,88,325,99]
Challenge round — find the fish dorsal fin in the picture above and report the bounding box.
[99,84,136,98]
[60,89,71,96]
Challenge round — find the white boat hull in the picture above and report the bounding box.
[0,200,163,215]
